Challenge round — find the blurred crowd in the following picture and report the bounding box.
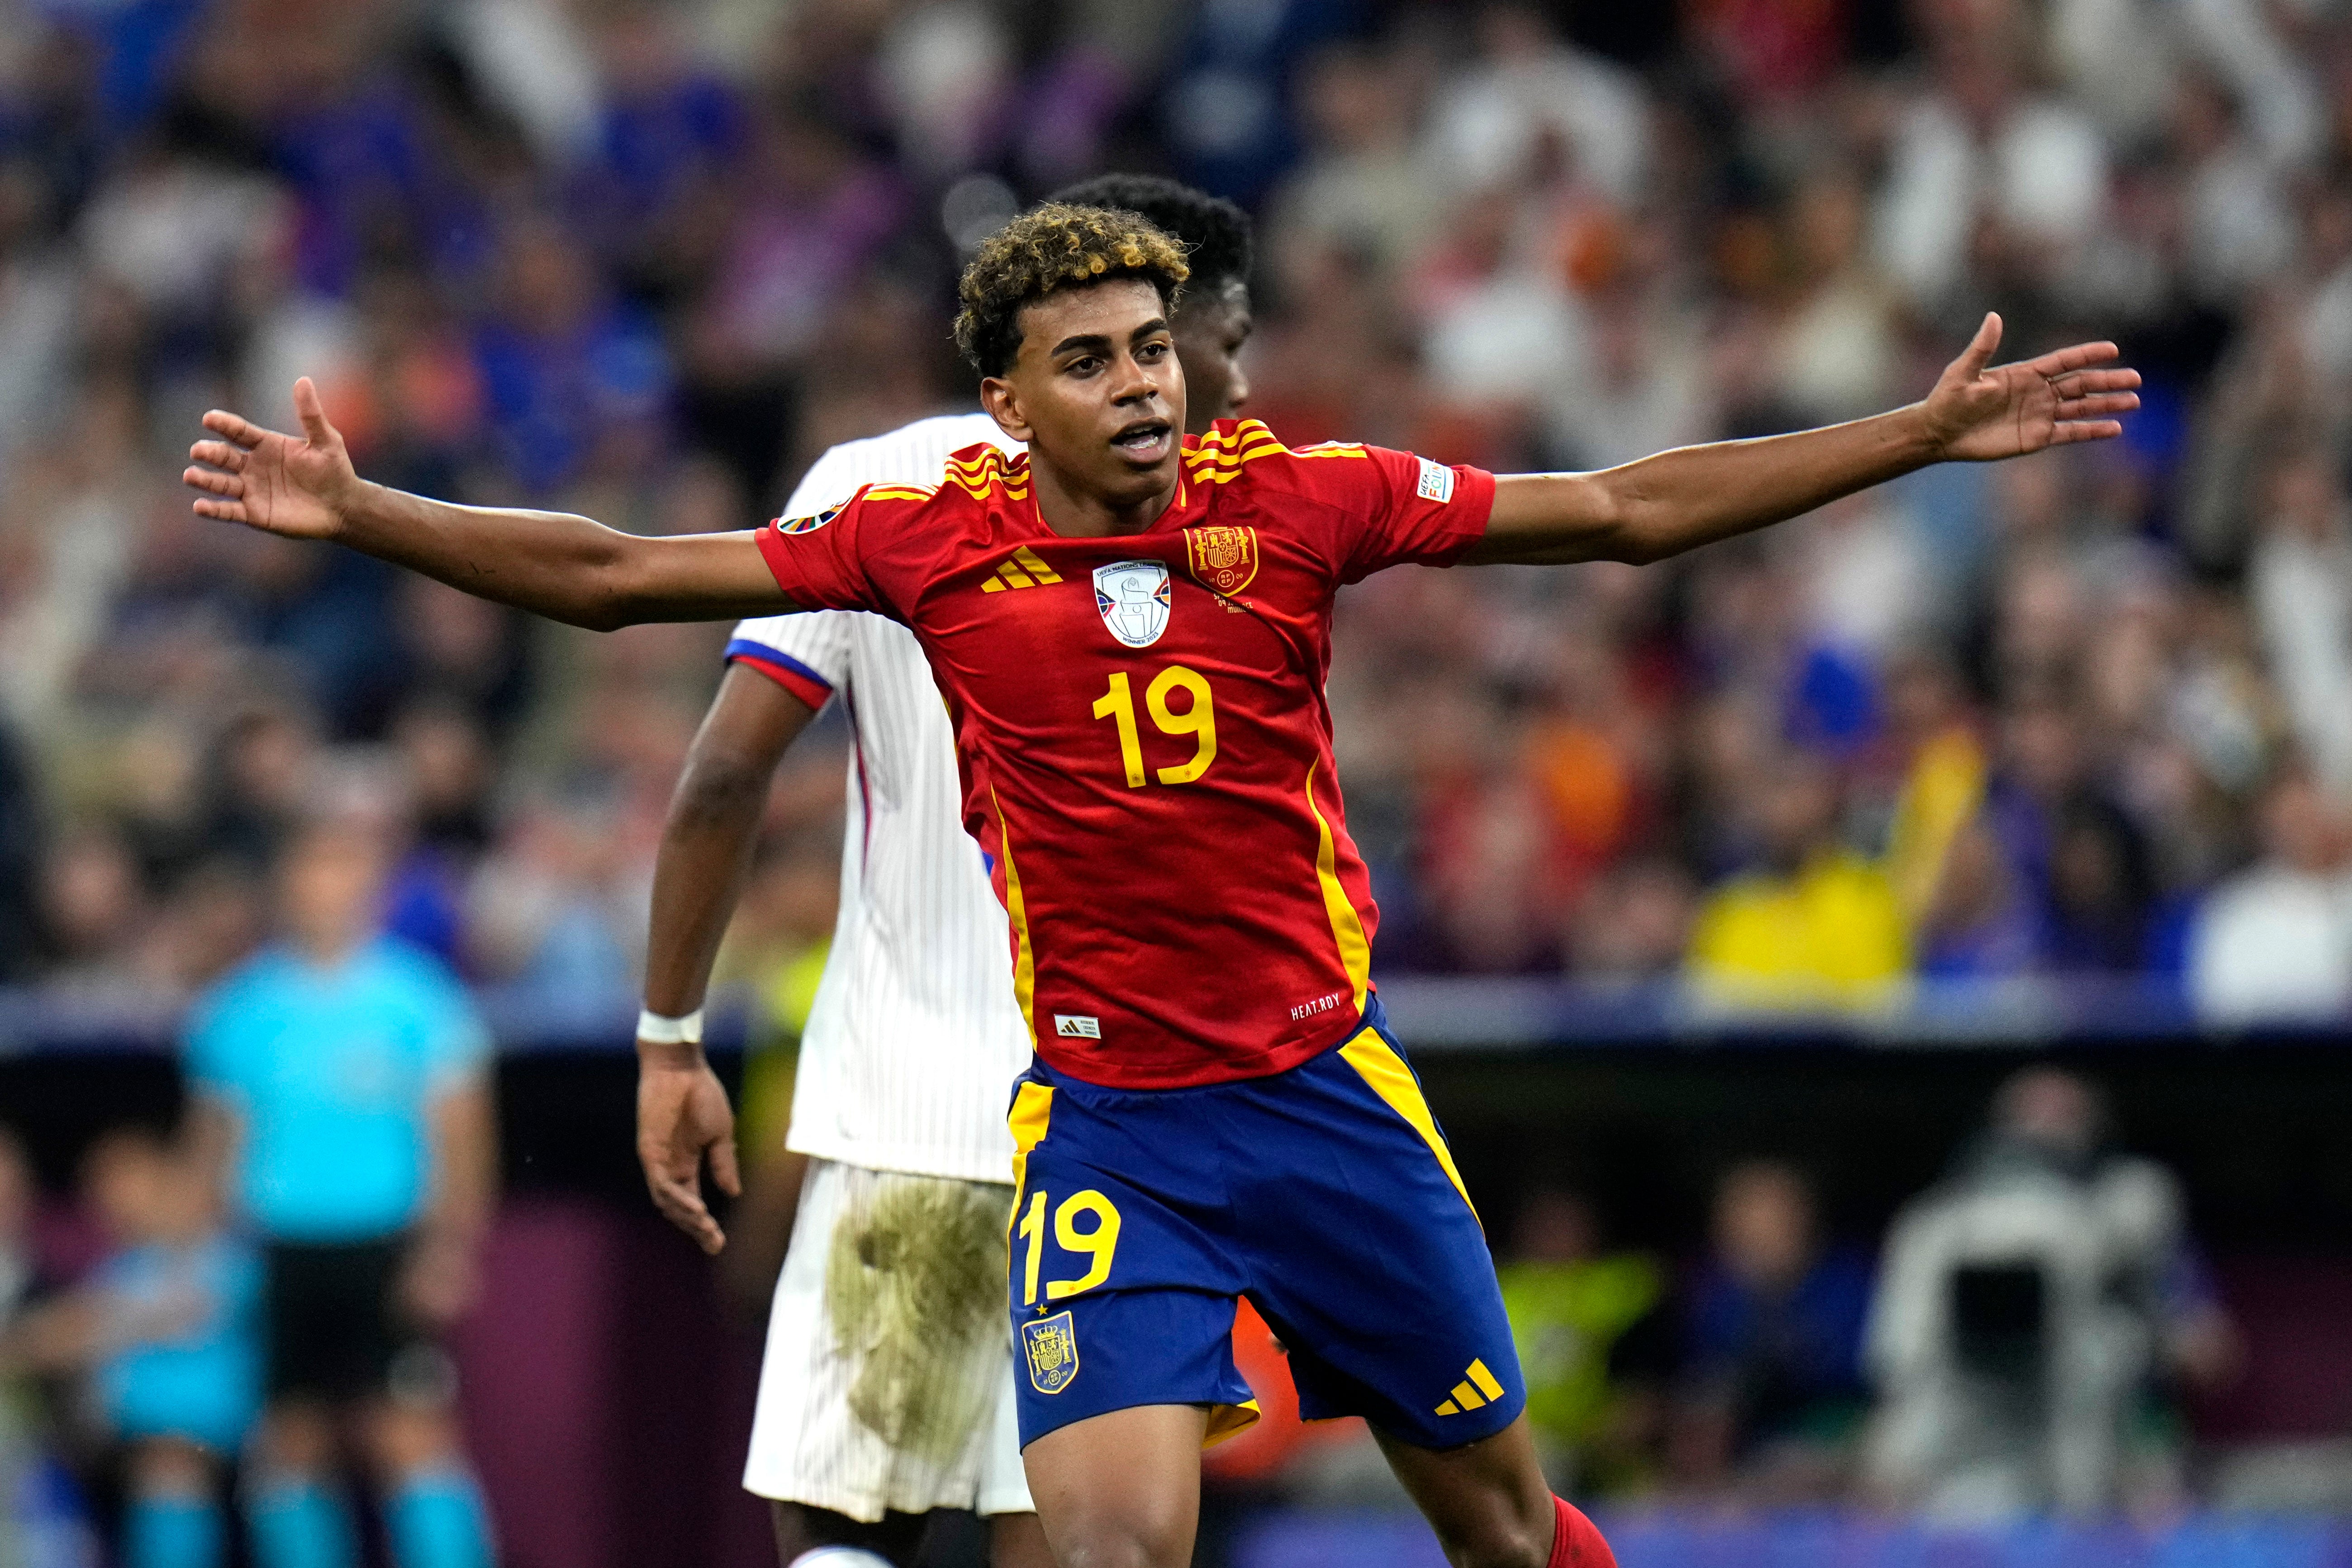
[1,1021,2249,1556]
[1196,1067,2243,1523]
[5,0,2352,1022]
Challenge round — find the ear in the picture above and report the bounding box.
[980,376,1033,445]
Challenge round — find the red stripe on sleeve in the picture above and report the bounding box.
[730,652,832,712]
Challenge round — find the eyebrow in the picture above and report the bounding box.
[1049,318,1170,358]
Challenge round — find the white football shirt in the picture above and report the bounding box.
[727,413,1033,1184]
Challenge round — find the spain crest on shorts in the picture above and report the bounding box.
[1183,525,1259,596]
[1093,561,1171,648]
[1022,1310,1080,1394]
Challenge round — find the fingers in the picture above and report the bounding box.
[2050,420,2126,445]
[181,465,244,498]
[709,1134,742,1199]
[292,376,335,446]
[1958,312,2003,378]
[190,497,249,523]
[200,409,267,447]
[188,439,247,473]
[645,1165,727,1254]
[2056,392,2140,420]
[2029,340,2122,375]
[2048,368,2141,398]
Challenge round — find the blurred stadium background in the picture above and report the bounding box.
[7,0,2352,1563]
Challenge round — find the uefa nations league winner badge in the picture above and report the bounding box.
[1093,560,1171,648]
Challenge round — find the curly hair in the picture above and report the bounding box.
[1049,174,1253,297]
[953,202,1190,378]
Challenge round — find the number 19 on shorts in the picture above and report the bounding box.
[1016,1188,1123,1305]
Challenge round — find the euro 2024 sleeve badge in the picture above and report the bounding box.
[1022,1310,1080,1395]
[774,500,844,535]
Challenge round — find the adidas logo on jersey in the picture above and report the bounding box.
[1054,1014,1101,1039]
[981,547,1064,592]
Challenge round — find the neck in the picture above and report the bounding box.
[1029,454,1177,539]
[295,929,366,968]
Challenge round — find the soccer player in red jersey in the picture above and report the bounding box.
[185,204,2136,1568]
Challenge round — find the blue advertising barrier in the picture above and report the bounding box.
[1234,1510,2352,1568]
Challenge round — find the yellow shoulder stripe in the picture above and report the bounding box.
[1192,418,1278,450]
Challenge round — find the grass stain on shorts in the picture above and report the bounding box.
[824,1175,1012,1463]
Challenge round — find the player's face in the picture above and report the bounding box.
[1172,280,1252,432]
[985,278,1186,510]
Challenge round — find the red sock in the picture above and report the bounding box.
[1549,1496,1616,1568]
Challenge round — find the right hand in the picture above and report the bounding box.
[636,1042,742,1254]
[182,375,362,539]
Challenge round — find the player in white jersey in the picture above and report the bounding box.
[631,177,1258,1568]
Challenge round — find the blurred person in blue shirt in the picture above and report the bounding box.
[1672,1160,1873,1501]
[0,1126,260,1568]
[185,815,498,1568]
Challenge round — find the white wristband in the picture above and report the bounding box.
[637,1007,704,1046]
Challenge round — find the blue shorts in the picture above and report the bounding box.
[1004,996,1525,1451]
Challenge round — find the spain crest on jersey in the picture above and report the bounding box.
[1022,1310,1080,1395]
[1093,560,1171,648]
[1183,525,1259,596]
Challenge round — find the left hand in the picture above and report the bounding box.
[1921,313,2142,462]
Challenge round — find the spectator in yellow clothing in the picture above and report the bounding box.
[1497,1188,1675,1497]
[1879,651,1990,928]
[1687,754,1909,1009]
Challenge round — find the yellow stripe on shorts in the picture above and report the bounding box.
[1337,1029,1477,1221]
[1006,1082,1054,1232]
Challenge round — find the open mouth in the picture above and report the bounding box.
[1111,419,1173,462]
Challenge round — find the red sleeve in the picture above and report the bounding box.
[1315,446,1496,584]
[754,485,896,616]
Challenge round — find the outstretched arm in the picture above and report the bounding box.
[184,379,791,629]
[1466,314,2141,567]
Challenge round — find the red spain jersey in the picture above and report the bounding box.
[755,419,1495,1089]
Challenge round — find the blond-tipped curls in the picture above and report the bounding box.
[953,202,1191,377]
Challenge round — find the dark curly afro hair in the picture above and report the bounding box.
[1049,174,1254,297]
[953,202,1190,378]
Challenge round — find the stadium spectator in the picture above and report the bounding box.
[1495,1187,1673,1496]
[1670,1161,1872,1502]
[0,1120,96,1564]
[0,1126,32,1333]
[2248,451,2352,800]
[185,815,498,1568]
[1863,1068,2238,1519]
[0,708,41,982]
[0,1126,261,1568]
[2189,762,2352,1022]
[1685,752,1910,1010]
[2,0,2328,1022]
[36,820,143,978]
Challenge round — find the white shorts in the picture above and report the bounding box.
[742,1159,1033,1521]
